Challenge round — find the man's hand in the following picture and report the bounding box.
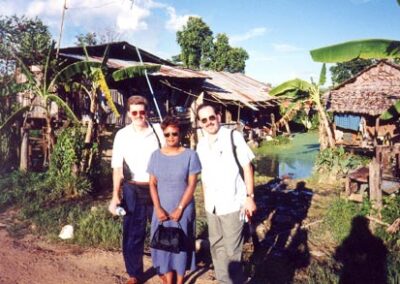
[244,197,257,218]
[155,207,169,222]
[108,196,121,216]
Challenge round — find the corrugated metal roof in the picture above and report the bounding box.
[201,71,274,109]
[59,53,208,79]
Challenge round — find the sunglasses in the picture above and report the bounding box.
[131,110,146,116]
[164,132,179,138]
[199,115,217,124]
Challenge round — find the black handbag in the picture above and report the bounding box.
[150,222,187,253]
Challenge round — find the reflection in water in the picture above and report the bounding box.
[257,155,316,179]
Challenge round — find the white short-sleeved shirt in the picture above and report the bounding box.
[111,123,163,183]
[197,127,255,215]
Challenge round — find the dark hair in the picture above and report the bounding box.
[161,116,180,131]
[196,103,218,119]
[126,95,148,111]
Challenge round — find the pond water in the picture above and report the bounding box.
[255,132,320,179]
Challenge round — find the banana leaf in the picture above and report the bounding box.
[380,100,400,120]
[0,106,30,133]
[310,39,400,63]
[91,68,120,118]
[45,94,80,123]
[112,64,161,82]
[319,63,326,86]
[51,61,102,87]
[269,79,313,97]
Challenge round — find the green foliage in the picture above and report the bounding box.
[75,32,98,47]
[176,17,249,72]
[380,99,400,121]
[48,126,93,198]
[324,198,370,243]
[376,195,400,248]
[112,64,161,81]
[210,33,249,73]
[177,17,213,69]
[0,15,51,74]
[314,147,370,178]
[387,252,400,284]
[269,79,313,97]
[0,171,121,249]
[74,206,122,249]
[310,39,400,63]
[329,58,375,85]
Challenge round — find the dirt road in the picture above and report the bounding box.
[0,211,215,284]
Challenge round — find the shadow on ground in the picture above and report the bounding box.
[248,178,313,283]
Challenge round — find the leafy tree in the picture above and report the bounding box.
[226,47,249,73]
[176,18,249,72]
[75,32,98,47]
[177,17,213,69]
[330,58,375,85]
[0,15,51,76]
[211,33,231,71]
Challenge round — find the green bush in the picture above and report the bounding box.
[324,198,370,243]
[49,126,93,198]
[315,147,370,179]
[74,205,122,249]
[376,195,400,248]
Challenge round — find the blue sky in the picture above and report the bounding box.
[4,0,400,85]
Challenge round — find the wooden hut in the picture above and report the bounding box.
[325,60,400,150]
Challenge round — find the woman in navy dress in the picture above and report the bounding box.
[147,116,201,284]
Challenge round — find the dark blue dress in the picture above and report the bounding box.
[147,149,201,275]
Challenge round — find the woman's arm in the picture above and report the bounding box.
[169,173,198,221]
[149,174,169,222]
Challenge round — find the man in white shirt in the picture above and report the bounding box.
[108,95,163,284]
[196,103,256,284]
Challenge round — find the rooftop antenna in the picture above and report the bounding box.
[56,0,67,59]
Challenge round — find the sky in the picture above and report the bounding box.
[3,0,400,86]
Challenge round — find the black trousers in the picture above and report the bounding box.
[121,182,153,278]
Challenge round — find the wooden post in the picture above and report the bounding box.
[20,128,29,172]
[271,113,276,138]
[374,117,380,146]
[369,157,382,210]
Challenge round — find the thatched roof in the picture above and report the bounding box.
[325,60,400,116]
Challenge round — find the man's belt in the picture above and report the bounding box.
[127,180,150,187]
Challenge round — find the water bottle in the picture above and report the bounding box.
[115,206,126,216]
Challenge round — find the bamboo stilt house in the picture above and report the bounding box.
[325,60,400,149]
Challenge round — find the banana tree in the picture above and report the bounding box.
[269,64,335,149]
[0,43,104,171]
[310,39,400,121]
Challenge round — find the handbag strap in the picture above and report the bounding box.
[160,221,182,229]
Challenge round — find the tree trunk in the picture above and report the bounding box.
[283,120,291,135]
[20,128,29,172]
[315,101,335,149]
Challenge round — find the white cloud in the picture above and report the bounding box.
[164,6,197,32]
[272,43,302,53]
[230,27,269,43]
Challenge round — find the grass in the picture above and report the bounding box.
[1,133,399,282]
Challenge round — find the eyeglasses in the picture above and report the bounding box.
[199,115,217,124]
[131,110,146,116]
[164,132,179,138]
